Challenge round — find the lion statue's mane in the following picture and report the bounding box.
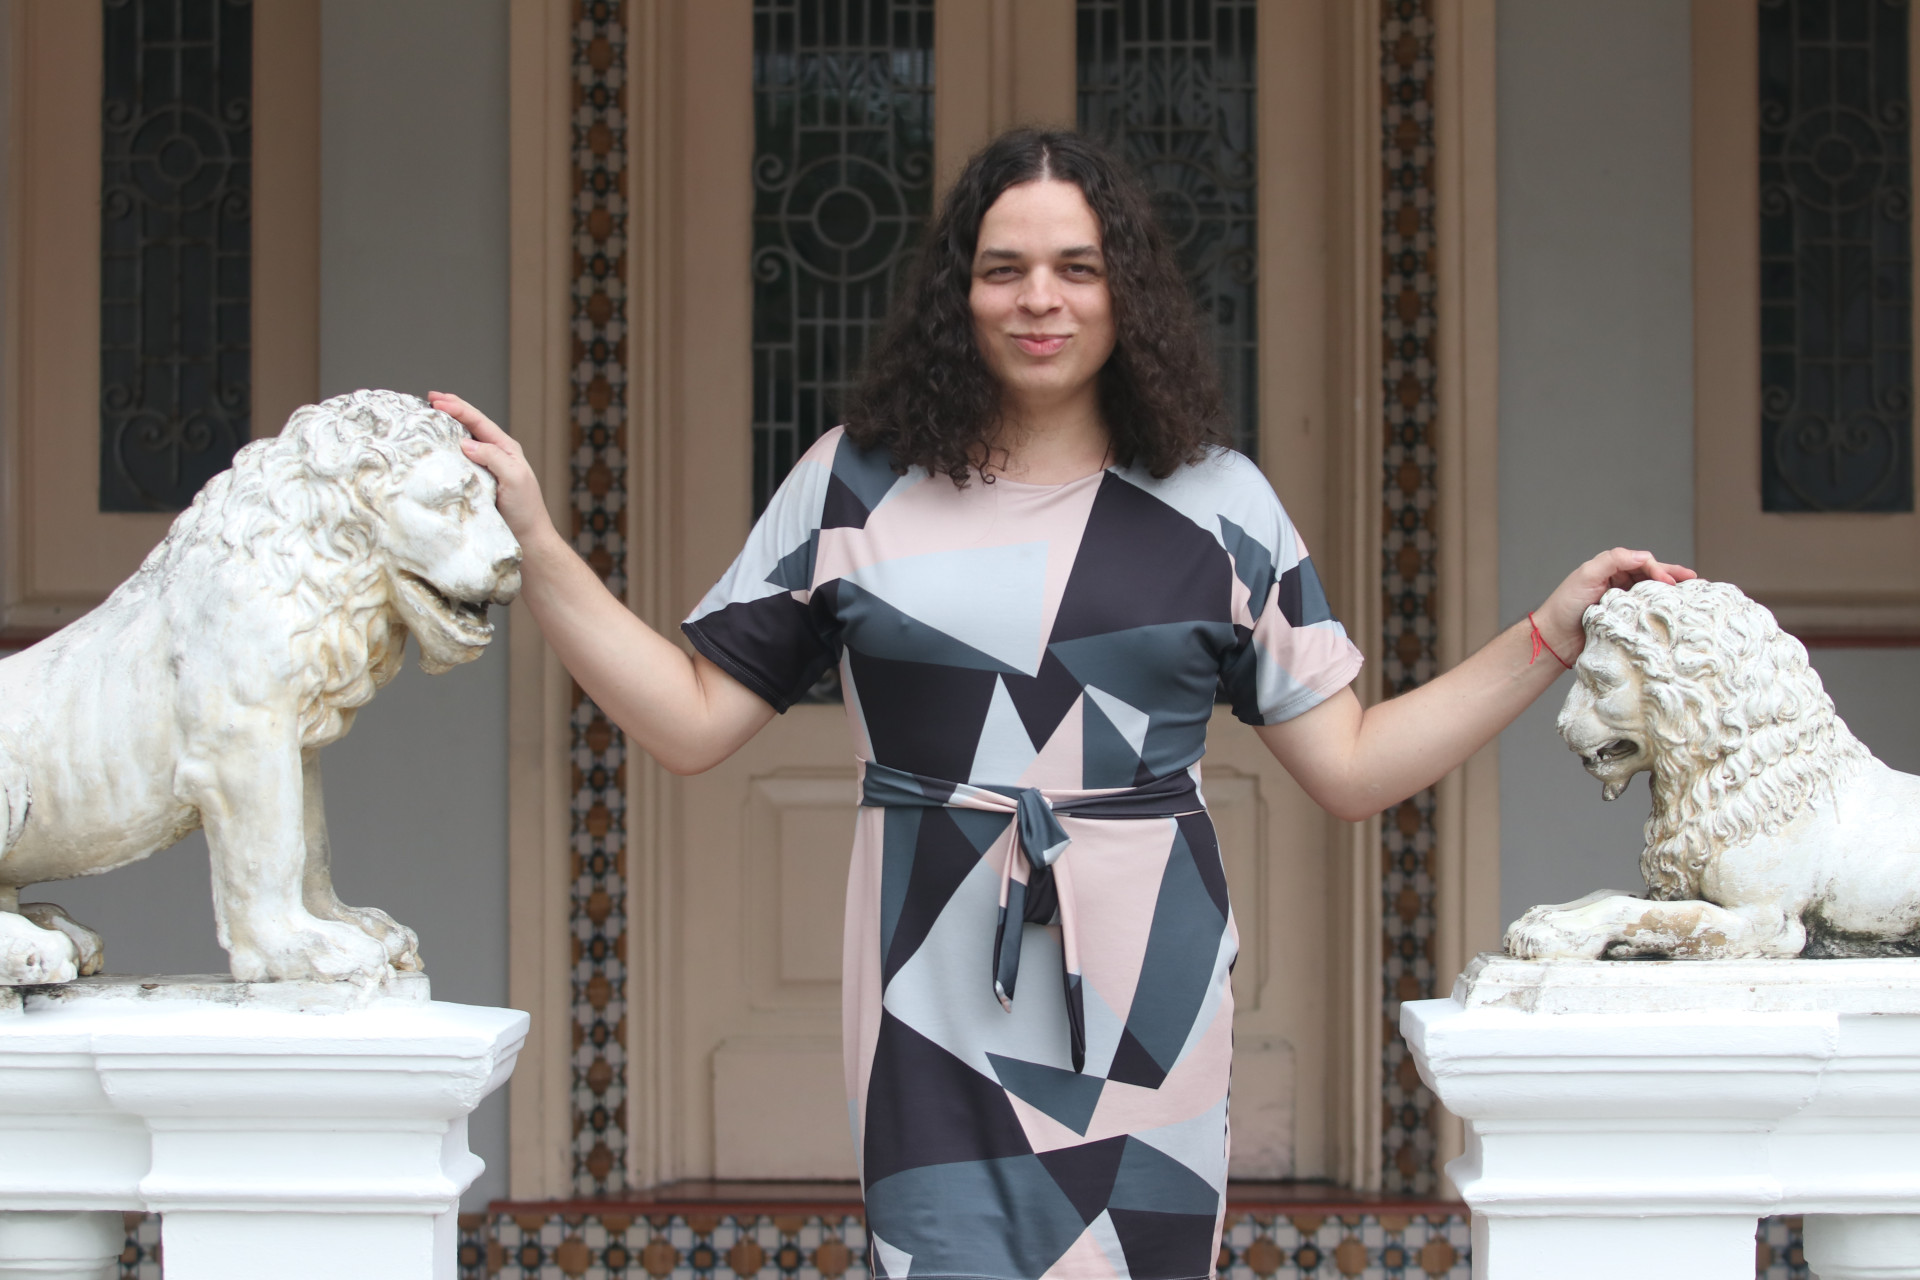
[151,392,469,747]
[1585,581,1872,900]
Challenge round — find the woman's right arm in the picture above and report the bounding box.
[431,392,775,774]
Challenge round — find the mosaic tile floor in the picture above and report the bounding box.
[110,1207,1811,1279]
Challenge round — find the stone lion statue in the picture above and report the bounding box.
[0,390,520,986]
[1505,578,1920,961]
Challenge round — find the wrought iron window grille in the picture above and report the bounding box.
[99,0,253,514]
[1759,0,1914,513]
[1078,0,1258,463]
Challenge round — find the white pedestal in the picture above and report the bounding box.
[0,974,526,1280]
[1405,955,1920,1280]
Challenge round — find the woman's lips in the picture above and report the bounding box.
[1013,334,1069,356]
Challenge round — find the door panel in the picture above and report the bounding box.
[678,711,855,1178]
[1206,714,1333,1179]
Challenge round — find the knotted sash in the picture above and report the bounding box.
[859,760,1204,1073]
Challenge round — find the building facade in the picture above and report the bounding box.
[8,3,1920,1277]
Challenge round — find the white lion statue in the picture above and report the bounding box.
[1505,578,1920,961]
[0,390,520,986]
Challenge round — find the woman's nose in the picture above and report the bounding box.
[1018,269,1061,313]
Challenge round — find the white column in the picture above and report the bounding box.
[0,1212,124,1280]
[1470,1215,1762,1280]
[1803,1214,1920,1280]
[1405,955,1920,1280]
[0,976,525,1280]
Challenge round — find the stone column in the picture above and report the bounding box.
[0,975,524,1280]
[0,1212,125,1280]
[1803,1214,1920,1279]
[1405,955,1920,1280]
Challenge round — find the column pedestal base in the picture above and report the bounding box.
[1406,955,1920,1280]
[0,974,525,1280]
[1804,1214,1920,1280]
[0,1211,122,1280]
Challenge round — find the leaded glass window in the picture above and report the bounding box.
[1759,0,1913,512]
[100,0,252,513]
[751,0,935,517]
[1078,0,1257,459]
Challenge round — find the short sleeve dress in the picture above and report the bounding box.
[684,427,1363,1280]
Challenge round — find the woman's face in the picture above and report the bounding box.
[969,179,1117,417]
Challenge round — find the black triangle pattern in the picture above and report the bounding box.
[882,808,993,985]
[1035,1137,1128,1225]
[862,1011,1033,1188]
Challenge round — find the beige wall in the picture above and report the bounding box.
[1494,0,1696,927]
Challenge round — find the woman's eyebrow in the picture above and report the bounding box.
[977,247,1023,261]
[1058,244,1101,258]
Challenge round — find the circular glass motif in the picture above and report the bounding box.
[127,106,233,209]
[815,187,876,248]
[778,155,908,281]
[1785,107,1886,212]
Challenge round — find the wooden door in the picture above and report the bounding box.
[637,0,1359,1183]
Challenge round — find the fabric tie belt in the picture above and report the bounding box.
[859,760,1204,1073]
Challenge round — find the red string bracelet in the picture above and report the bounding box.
[1528,611,1574,670]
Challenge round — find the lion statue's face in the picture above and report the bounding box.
[1557,634,1652,802]
[368,445,522,674]
[1544,579,1873,900]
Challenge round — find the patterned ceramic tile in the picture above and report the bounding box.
[1219,1213,1469,1279]
[1377,0,1440,1196]
[114,1211,1814,1278]
[1756,1216,1811,1280]
[568,0,632,1197]
[117,1211,160,1280]
[485,1211,871,1280]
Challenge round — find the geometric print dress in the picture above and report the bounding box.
[683,427,1362,1280]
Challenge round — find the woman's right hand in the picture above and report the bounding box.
[429,391,554,544]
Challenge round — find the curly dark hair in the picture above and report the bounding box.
[845,128,1228,484]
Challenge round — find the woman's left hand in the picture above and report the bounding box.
[1534,548,1696,661]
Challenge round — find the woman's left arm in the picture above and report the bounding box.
[1256,547,1693,822]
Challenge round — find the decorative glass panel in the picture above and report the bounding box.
[100,0,251,513]
[1759,0,1913,512]
[1078,0,1257,459]
[751,0,935,518]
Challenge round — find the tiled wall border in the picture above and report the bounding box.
[1377,0,1441,1196]
[568,0,633,1197]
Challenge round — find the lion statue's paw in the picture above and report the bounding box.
[18,902,103,976]
[1503,889,1640,960]
[0,909,82,985]
[229,915,397,985]
[328,903,422,972]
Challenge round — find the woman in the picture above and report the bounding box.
[436,129,1687,1280]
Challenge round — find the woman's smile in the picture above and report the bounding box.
[1012,333,1071,356]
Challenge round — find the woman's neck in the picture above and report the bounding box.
[984,397,1111,484]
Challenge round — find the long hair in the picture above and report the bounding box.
[846,128,1229,484]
